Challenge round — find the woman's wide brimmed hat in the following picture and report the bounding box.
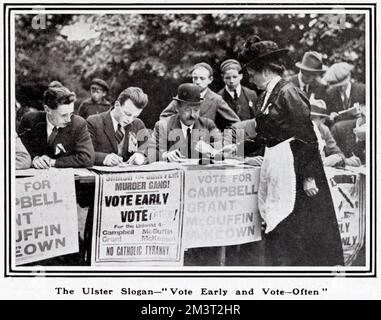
[239,36,289,70]
[173,83,203,104]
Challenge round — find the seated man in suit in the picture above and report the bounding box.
[18,85,95,169]
[218,59,258,121]
[149,83,222,163]
[87,87,150,166]
[160,62,240,131]
[309,98,361,167]
[288,51,328,100]
[331,116,365,166]
[323,62,365,123]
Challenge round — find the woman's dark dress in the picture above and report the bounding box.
[243,79,344,266]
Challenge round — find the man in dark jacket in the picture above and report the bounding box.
[288,51,328,100]
[149,83,222,163]
[160,62,240,131]
[18,86,95,169]
[218,59,258,121]
[323,62,365,123]
[87,87,150,166]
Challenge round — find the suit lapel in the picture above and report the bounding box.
[103,111,118,152]
[35,120,48,143]
[241,87,255,117]
[201,88,214,116]
[31,113,50,152]
[261,79,286,114]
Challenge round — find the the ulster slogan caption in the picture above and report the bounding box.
[54,286,329,298]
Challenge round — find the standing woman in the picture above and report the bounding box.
[229,36,344,266]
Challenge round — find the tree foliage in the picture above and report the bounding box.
[15,13,366,128]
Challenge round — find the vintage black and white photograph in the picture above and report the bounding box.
[1,0,378,300]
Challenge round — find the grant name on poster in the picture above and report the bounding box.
[184,169,262,248]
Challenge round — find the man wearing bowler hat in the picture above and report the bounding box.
[160,62,240,131]
[149,83,222,163]
[78,78,111,119]
[323,62,365,123]
[289,51,328,100]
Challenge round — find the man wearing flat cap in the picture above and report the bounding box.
[288,51,328,100]
[149,83,222,163]
[324,62,365,123]
[160,62,240,131]
[218,59,258,121]
[78,78,112,119]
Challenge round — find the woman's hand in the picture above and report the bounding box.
[303,177,319,197]
[323,154,343,167]
[220,144,238,157]
[244,156,264,166]
[344,155,362,167]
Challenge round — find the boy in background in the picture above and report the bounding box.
[78,78,111,119]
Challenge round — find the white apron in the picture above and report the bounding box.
[258,137,296,233]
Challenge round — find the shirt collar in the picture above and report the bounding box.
[46,115,55,137]
[346,81,352,98]
[200,88,208,99]
[180,121,194,138]
[298,72,306,88]
[110,112,124,133]
[225,84,242,98]
[266,75,282,95]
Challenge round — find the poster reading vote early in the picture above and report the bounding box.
[92,169,184,266]
[325,168,365,266]
[15,171,78,265]
[184,168,262,249]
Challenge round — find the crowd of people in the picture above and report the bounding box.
[15,35,366,266]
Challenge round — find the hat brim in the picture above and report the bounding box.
[311,112,329,118]
[242,48,289,70]
[295,62,328,72]
[326,76,350,87]
[91,83,109,91]
[173,97,203,104]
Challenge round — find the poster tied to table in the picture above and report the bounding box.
[183,167,262,249]
[92,169,184,266]
[15,171,78,265]
[325,168,365,266]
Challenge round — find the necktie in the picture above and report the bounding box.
[234,90,238,101]
[115,124,124,144]
[187,128,192,159]
[47,127,58,147]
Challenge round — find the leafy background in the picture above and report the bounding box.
[16,13,365,128]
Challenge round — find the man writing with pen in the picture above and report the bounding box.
[87,87,150,166]
[148,83,222,163]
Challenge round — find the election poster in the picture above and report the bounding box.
[183,167,262,248]
[92,168,184,266]
[325,168,365,266]
[15,171,79,265]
